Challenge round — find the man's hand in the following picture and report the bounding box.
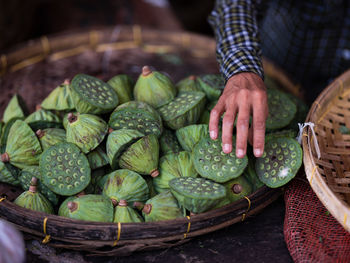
[209,72,268,158]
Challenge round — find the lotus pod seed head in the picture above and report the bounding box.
[63,79,70,85]
[36,129,45,139]
[67,201,78,212]
[189,75,197,80]
[118,199,128,207]
[67,112,78,123]
[150,169,160,178]
[142,66,152,76]
[142,204,152,215]
[111,198,118,207]
[0,153,10,163]
[232,184,243,194]
[29,177,38,193]
[133,201,145,210]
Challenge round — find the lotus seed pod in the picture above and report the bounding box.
[0,117,24,153]
[39,142,91,196]
[25,109,62,131]
[285,93,309,131]
[265,129,297,142]
[169,177,226,213]
[36,128,66,151]
[176,124,209,152]
[107,74,134,104]
[1,120,42,169]
[192,135,248,183]
[266,88,297,130]
[113,199,144,223]
[176,75,202,93]
[109,101,163,137]
[134,66,177,108]
[2,94,28,123]
[144,176,157,198]
[142,191,183,222]
[14,177,54,214]
[243,157,264,191]
[0,161,20,186]
[198,109,210,125]
[85,168,106,194]
[118,134,160,177]
[255,137,303,188]
[158,91,206,130]
[65,194,114,222]
[71,73,119,114]
[102,169,149,204]
[62,111,77,130]
[106,129,144,170]
[66,112,108,153]
[197,74,225,101]
[159,129,182,156]
[41,79,75,111]
[87,146,109,170]
[153,151,198,194]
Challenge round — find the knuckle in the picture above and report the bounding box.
[254,120,266,130]
[237,118,249,128]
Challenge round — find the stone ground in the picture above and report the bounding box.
[26,196,292,263]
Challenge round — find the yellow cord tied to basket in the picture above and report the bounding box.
[183,216,191,239]
[42,217,51,244]
[112,222,122,247]
[0,196,6,203]
[241,196,252,221]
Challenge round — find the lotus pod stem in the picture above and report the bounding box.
[151,169,159,178]
[67,201,78,212]
[29,177,38,193]
[133,201,145,211]
[142,204,152,215]
[111,198,118,207]
[35,130,45,139]
[118,199,128,207]
[1,153,9,163]
[142,66,152,76]
[232,184,243,194]
[67,113,78,123]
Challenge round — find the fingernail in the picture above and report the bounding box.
[254,149,262,157]
[210,131,217,139]
[223,144,231,153]
[237,149,244,157]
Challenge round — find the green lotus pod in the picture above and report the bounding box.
[41,79,75,111]
[39,142,91,196]
[285,94,309,131]
[169,177,226,214]
[65,194,114,222]
[176,124,209,152]
[266,88,297,130]
[176,75,201,93]
[0,117,24,153]
[153,151,198,194]
[1,120,42,169]
[197,74,225,101]
[0,161,20,186]
[192,135,248,183]
[87,146,109,170]
[36,128,66,151]
[118,134,160,177]
[158,91,206,130]
[243,157,264,191]
[62,111,77,130]
[113,199,144,223]
[19,166,59,206]
[58,191,86,217]
[2,94,28,123]
[66,112,108,154]
[71,73,119,114]
[107,74,134,104]
[265,129,297,142]
[159,129,182,156]
[14,177,54,214]
[144,176,157,198]
[142,191,183,222]
[134,66,177,108]
[109,101,163,137]
[255,137,303,188]
[86,168,107,194]
[106,129,144,170]
[198,110,210,125]
[102,169,149,205]
[25,109,62,131]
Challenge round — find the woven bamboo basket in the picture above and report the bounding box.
[303,70,350,233]
[0,26,300,256]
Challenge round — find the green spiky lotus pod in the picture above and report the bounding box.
[176,124,209,152]
[134,66,177,108]
[65,194,114,222]
[14,177,54,214]
[2,94,28,123]
[153,151,198,194]
[66,112,108,154]
[102,169,149,205]
[158,91,206,130]
[255,137,303,188]
[197,74,225,101]
[118,134,160,177]
[71,73,119,114]
[113,199,144,223]
[39,142,91,196]
[142,191,183,222]
[159,129,182,156]
[176,75,202,93]
[87,146,109,170]
[107,74,134,104]
[169,177,226,214]
[41,79,75,111]
[0,161,20,186]
[192,135,248,183]
[266,88,297,130]
[1,120,42,169]
[25,109,62,131]
[0,117,24,153]
[106,129,144,170]
[18,166,59,206]
[36,128,66,151]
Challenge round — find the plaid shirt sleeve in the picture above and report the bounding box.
[208,0,264,81]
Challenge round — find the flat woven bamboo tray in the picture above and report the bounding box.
[303,70,350,233]
[0,26,298,256]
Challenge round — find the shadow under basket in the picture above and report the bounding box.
[0,26,298,256]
